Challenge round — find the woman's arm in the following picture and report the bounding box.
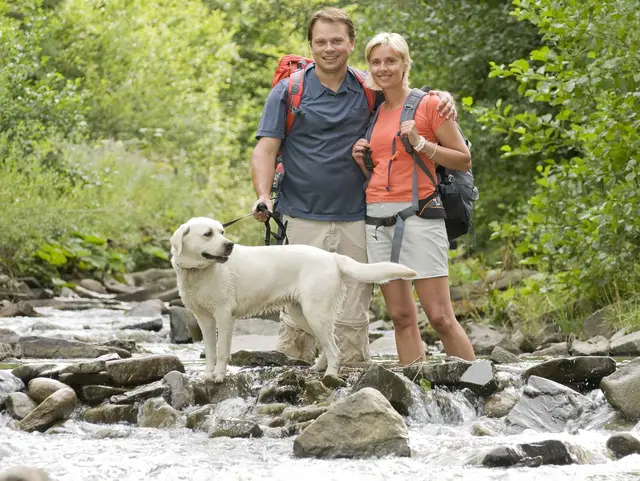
[401,118,471,171]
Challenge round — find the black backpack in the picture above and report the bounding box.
[363,88,478,261]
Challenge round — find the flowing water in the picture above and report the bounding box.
[1,301,639,481]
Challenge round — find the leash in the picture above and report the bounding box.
[222,203,287,246]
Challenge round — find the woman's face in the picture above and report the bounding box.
[368,44,406,90]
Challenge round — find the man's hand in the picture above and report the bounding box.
[429,90,457,121]
[252,197,273,222]
[352,138,371,168]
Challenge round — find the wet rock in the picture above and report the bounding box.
[163,370,194,410]
[471,420,500,437]
[282,406,328,423]
[58,372,111,386]
[258,384,301,404]
[301,379,332,404]
[571,336,610,356]
[524,356,617,391]
[109,380,169,404]
[104,278,140,296]
[105,354,184,386]
[0,466,50,481]
[610,332,640,356]
[11,363,58,383]
[465,322,519,355]
[186,404,215,430]
[532,342,569,357]
[0,328,22,358]
[256,403,288,416]
[0,301,42,318]
[207,419,263,438]
[125,299,168,317]
[482,440,577,467]
[78,385,127,406]
[600,358,640,421]
[101,340,135,356]
[484,387,520,418]
[5,392,38,420]
[119,317,163,332]
[506,376,594,433]
[490,346,521,364]
[27,378,69,403]
[138,397,182,428]
[73,285,117,300]
[606,432,640,459]
[351,364,417,416]
[293,387,411,459]
[17,388,77,432]
[321,374,347,389]
[82,404,138,424]
[19,336,130,359]
[583,306,616,339]
[169,306,202,343]
[193,372,253,405]
[78,279,107,294]
[230,350,310,367]
[59,359,106,375]
[0,370,25,406]
[403,360,471,387]
[460,360,498,396]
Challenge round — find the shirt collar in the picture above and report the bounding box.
[306,65,362,100]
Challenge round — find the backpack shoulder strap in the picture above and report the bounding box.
[285,64,313,134]
[348,67,375,113]
[400,89,437,188]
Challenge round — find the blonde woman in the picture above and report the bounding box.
[352,33,476,363]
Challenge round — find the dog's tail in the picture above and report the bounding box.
[334,254,417,284]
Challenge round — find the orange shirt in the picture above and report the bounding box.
[365,94,446,203]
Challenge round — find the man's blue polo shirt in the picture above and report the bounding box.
[255,65,371,221]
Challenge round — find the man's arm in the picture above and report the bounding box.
[251,137,282,221]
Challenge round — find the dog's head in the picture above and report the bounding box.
[170,217,234,269]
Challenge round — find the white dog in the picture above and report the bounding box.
[170,217,417,383]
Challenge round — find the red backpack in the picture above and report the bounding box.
[271,54,376,134]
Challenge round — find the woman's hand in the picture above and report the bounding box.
[400,121,422,148]
[352,139,371,166]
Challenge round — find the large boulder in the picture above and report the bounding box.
[600,358,640,421]
[17,388,77,432]
[293,387,410,459]
[351,364,418,416]
[610,332,640,357]
[105,354,184,386]
[523,356,617,391]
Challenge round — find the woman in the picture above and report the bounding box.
[352,32,475,364]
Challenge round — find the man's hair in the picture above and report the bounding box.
[307,7,355,43]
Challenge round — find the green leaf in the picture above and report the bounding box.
[500,145,512,152]
[462,96,473,107]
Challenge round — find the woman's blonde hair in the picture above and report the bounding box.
[364,32,412,90]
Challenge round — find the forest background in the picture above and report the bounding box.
[1,0,638,335]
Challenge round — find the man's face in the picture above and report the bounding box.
[309,20,354,75]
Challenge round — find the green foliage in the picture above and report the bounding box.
[470,0,640,301]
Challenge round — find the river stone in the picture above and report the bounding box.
[490,346,521,364]
[532,342,569,357]
[27,377,69,403]
[126,299,167,317]
[58,372,111,386]
[59,359,106,375]
[105,354,184,386]
[78,385,127,405]
[483,439,577,467]
[193,372,253,405]
[186,404,215,430]
[169,306,202,343]
[301,379,332,404]
[484,387,520,418]
[19,336,130,359]
[163,370,194,410]
[606,432,640,459]
[582,306,616,339]
[17,387,77,432]
[403,360,472,387]
[11,363,58,383]
[0,328,22,358]
[282,406,329,423]
[78,279,107,294]
[524,356,617,391]
[571,336,610,356]
[109,380,169,404]
[0,301,42,318]
[465,322,519,355]
[82,404,138,424]
[5,392,38,420]
[138,397,182,428]
[459,360,498,396]
[351,363,417,416]
[610,332,640,356]
[0,370,25,407]
[230,350,310,367]
[119,317,163,332]
[207,418,263,438]
[0,467,50,481]
[506,376,594,433]
[600,357,640,421]
[293,387,411,459]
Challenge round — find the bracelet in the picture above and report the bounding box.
[414,136,426,152]
[427,142,438,159]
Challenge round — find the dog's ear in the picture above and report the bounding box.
[170,224,190,257]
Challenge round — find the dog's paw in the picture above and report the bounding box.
[310,361,326,372]
[211,371,226,384]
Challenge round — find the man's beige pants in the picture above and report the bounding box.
[276,216,372,364]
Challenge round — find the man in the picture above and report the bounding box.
[251,7,455,364]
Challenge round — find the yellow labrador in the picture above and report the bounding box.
[170,217,417,382]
